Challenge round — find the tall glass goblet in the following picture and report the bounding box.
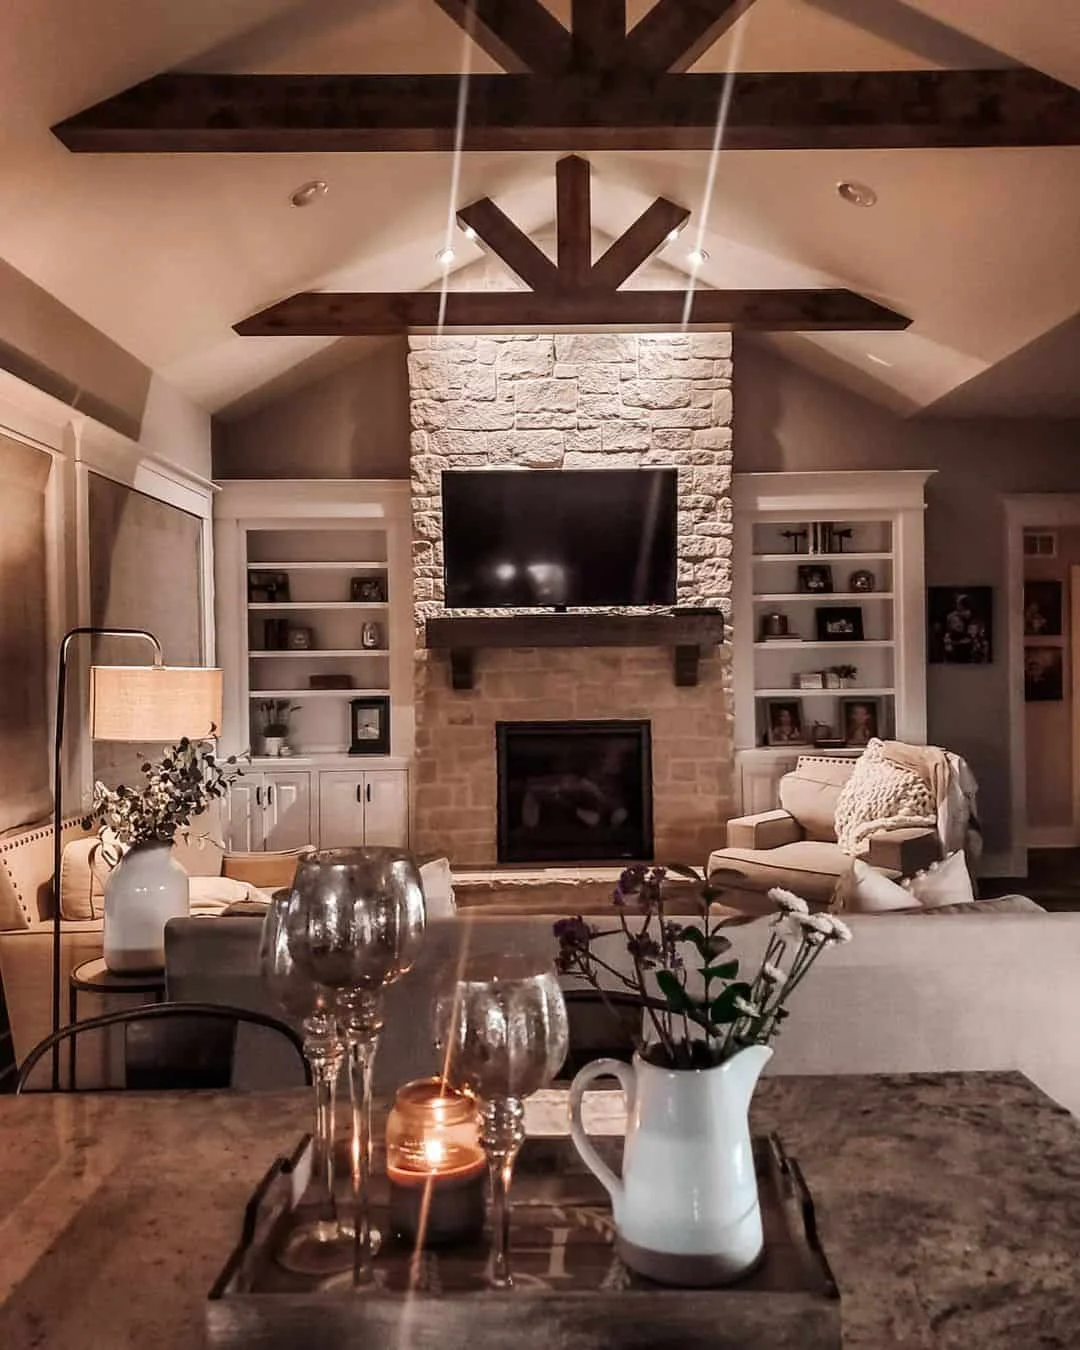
[258,888,353,1275]
[437,957,569,1289]
[285,847,426,1288]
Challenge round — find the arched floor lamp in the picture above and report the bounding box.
[51,627,222,1089]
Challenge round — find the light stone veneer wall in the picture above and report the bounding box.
[408,332,735,866]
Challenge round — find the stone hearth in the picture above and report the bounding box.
[409,332,735,866]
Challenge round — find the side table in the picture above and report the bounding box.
[68,958,166,1090]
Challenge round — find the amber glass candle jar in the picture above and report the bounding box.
[385,1078,486,1246]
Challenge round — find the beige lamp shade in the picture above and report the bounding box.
[89,665,224,742]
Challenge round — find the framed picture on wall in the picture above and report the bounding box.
[927,586,993,664]
[1025,647,1064,702]
[1024,580,1063,637]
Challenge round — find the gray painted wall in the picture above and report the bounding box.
[735,339,1080,860]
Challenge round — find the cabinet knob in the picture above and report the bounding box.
[267,785,274,806]
[255,786,262,807]
[366,782,372,804]
[356,784,363,804]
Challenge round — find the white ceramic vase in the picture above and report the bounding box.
[103,841,190,973]
[569,1044,772,1285]
[260,735,285,758]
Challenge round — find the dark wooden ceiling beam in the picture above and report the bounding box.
[53,68,1080,153]
[571,0,627,72]
[591,198,691,291]
[234,289,910,336]
[456,197,561,291]
[430,0,570,74]
[624,0,755,73]
[555,155,592,287]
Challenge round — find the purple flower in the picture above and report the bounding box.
[553,916,593,950]
[626,933,662,970]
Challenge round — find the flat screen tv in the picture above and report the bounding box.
[441,468,677,609]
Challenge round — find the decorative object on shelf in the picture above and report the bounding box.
[349,695,391,755]
[848,569,875,593]
[780,528,808,554]
[808,522,834,555]
[760,611,790,640]
[249,571,290,604]
[263,618,290,651]
[811,724,845,748]
[798,672,825,690]
[258,889,354,1276]
[841,698,879,746]
[1025,646,1064,702]
[1024,580,1063,637]
[360,620,383,650]
[437,957,569,1288]
[830,527,854,553]
[386,1077,486,1247]
[285,847,427,1289]
[258,699,299,757]
[824,671,841,689]
[830,664,858,689]
[559,871,852,1285]
[927,586,993,664]
[83,736,239,973]
[765,699,806,746]
[815,607,864,642]
[309,674,354,690]
[286,625,314,651]
[351,574,388,603]
[797,564,833,595]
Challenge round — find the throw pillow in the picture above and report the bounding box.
[59,837,110,920]
[833,738,935,856]
[420,856,456,919]
[904,850,976,909]
[835,851,975,913]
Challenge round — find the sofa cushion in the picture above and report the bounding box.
[778,760,854,842]
[0,818,93,930]
[838,850,975,913]
[59,837,110,921]
[707,841,856,908]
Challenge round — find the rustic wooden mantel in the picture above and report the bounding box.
[424,612,725,689]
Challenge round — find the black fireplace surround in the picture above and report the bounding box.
[496,720,653,864]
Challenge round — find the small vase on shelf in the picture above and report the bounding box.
[103,841,189,973]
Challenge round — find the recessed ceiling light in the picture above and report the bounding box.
[462,225,478,242]
[436,246,456,267]
[837,180,877,208]
[866,353,893,368]
[289,179,328,207]
[687,247,710,267]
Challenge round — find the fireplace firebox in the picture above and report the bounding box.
[496,720,653,864]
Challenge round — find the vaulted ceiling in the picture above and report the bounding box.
[2,0,1080,419]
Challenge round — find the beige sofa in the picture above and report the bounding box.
[0,816,304,1072]
[708,755,945,907]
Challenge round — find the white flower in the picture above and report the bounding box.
[768,888,809,917]
[793,912,853,944]
[732,995,760,1018]
[825,916,853,944]
[761,962,787,986]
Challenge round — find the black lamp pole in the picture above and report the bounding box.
[50,626,163,1091]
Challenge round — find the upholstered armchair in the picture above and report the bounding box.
[708,753,956,911]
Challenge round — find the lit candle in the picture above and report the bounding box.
[386,1077,486,1246]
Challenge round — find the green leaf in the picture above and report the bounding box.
[702,960,740,982]
[708,982,755,1024]
[655,969,694,1015]
[664,863,703,884]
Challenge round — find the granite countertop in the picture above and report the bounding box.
[1,1072,1079,1348]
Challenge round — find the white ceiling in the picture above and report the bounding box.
[1,0,1079,419]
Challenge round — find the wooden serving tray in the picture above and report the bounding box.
[207,1135,839,1349]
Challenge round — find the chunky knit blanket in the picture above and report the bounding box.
[834,739,936,856]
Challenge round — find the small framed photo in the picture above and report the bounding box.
[764,699,807,747]
[349,695,391,755]
[1025,647,1064,702]
[798,671,825,690]
[797,564,834,595]
[815,606,864,642]
[841,698,879,747]
[286,625,314,651]
[927,586,993,664]
[248,570,290,604]
[351,574,388,603]
[1024,580,1063,637]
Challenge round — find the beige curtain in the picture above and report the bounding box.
[88,473,204,786]
[0,436,52,832]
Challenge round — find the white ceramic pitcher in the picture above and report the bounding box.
[568,1044,772,1285]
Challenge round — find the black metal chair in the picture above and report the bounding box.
[16,1001,311,1093]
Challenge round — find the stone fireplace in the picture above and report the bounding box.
[409,332,735,866]
[496,719,653,864]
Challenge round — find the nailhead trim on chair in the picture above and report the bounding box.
[0,817,88,924]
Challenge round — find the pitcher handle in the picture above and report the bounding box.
[568,1058,634,1205]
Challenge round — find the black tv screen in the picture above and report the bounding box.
[441,469,677,609]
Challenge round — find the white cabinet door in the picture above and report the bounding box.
[263,772,313,851]
[226,777,263,852]
[362,770,409,848]
[318,773,366,850]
